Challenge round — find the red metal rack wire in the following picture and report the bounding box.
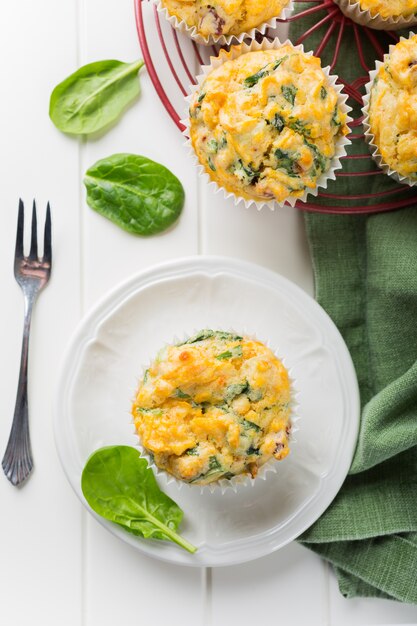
[135,0,417,213]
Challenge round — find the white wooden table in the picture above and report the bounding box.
[1,1,416,624]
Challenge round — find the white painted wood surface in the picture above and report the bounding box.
[0,1,416,624]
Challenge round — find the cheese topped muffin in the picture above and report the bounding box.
[161,0,290,39]
[132,330,291,486]
[189,47,349,203]
[352,0,417,18]
[368,35,417,180]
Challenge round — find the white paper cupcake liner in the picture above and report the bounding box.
[130,328,300,495]
[333,0,417,30]
[155,0,294,46]
[363,34,417,188]
[183,38,353,210]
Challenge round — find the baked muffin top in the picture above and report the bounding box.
[189,47,349,203]
[161,0,290,38]
[369,35,417,179]
[132,330,291,485]
[353,0,417,18]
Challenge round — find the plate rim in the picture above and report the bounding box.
[54,254,360,567]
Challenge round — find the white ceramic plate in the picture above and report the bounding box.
[54,256,360,567]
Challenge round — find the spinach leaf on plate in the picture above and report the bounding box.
[84,153,185,236]
[49,59,144,135]
[81,446,197,554]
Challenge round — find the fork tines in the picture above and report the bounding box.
[16,199,52,264]
[44,202,52,265]
[15,199,24,260]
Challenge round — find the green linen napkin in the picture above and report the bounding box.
[288,7,417,604]
[299,210,417,604]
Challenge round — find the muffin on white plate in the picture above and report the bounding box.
[186,39,351,209]
[334,0,417,30]
[363,33,417,185]
[132,330,292,487]
[157,0,293,45]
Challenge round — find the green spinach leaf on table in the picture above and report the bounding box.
[81,446,197,554]
[49,59,144,135]
[84,153,185,236]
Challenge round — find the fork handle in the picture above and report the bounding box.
[2,293,36,486]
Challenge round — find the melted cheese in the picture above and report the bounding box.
[352,0,417,18]
[189,47,349,203]
[161,0,290,38]
[132,330,291,485]
[369,35,417,179]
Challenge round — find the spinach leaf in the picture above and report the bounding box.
[207,139,218,153]
[244,65,269,88]
[281,84,297,106]
[214,331,243,341]
[232,159,260,185]
[270,112,285,132]
[208,456,222,471]
[173,391,199,408]
[304,140,327,175]
[207,155,216,171]
[272,55,288,70]
[224,382,249,403]
[49,59,144,135]
[241,418,262,432]
[81,446,196,553]
[180,330,242,345]
[275,148,300,177]
[216,346,243,360]
[242,162,260,185]
[331,104,342,128]
[288,118,310,136]
[247,386,263,402]
[174,388,191,399]
[136,407,163,415]
[191,456,224,482]
[244,56,288,88]
[320,86,327,100]
[181,329,215,344]
[84,153,184,236]
[185,446,199,456]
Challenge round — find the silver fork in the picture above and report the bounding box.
[2,199,52,486]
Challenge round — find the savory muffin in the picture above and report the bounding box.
[350,0,417,18]
[367,35,417,180]
[132,330,291,485]
[189,47,349,203]
[161,0,290,39]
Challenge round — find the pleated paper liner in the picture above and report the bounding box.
[333,0,417,30]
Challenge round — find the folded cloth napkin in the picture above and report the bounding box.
[299,210,417,603]
[288,6,417,604]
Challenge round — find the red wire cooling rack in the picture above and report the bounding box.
[134,0,417,214]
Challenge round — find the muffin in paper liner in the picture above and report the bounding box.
[129,329,300,495]
[155,0,294,46]
[363,34,417,188]
[182,38,353,211]
[333,0,417,30]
